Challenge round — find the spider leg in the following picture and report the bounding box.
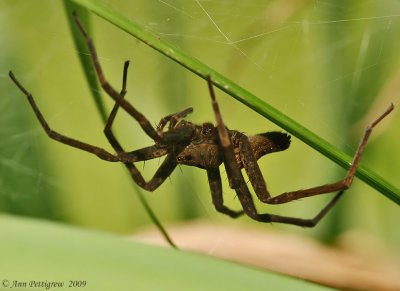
[157,107,194,133]
[206,76,242,189]
[9,71,119,162]
[103,60,129,154]
[103,61,178,191]
[234,174,344,226]
[234,137,346,226]
[72,13,161,142]
[244,103,394,205]
[238,132,343,205]
[238,133,270,202]
[112,145,178,191]
[207,168,244,218]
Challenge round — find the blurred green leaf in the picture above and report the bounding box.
[0,214,331,291]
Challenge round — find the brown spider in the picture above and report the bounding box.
[9,14,394,227]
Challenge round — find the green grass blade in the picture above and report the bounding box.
[63,1,176,247]
[0,214,331,290]
[133,185,177,248]
[70,0,400,205]
[63,0,107,122]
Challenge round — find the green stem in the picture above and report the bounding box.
[63,1,107,122]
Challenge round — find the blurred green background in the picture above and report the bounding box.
[1,0,399,252]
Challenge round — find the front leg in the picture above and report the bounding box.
[157,107,194,133]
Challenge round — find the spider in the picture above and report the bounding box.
[9,14,394,227]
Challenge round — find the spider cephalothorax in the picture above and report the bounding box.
[9,13,394,226]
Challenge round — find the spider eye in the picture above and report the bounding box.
[177,155,192,162]
[201,123,214,136]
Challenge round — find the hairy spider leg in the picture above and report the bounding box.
[238,104,394,205]
[72,12,161,142]
[206,76,394,226]
[206,77,242,189]
[103,61,180,191]
[205,76,249,216]
[157,107,194,133]
[206,76,267,218]
[207,168,245,218]
[9,71,120,162]
[236,131,344,226]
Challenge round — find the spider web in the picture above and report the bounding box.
[1,0,400,251]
